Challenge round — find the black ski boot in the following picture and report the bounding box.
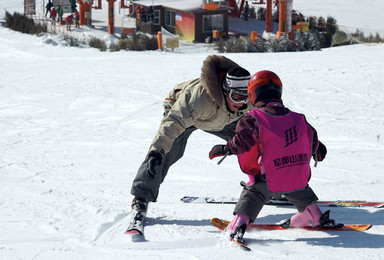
[131,198,148,216]
[130,198,148,226]
[230,223,247,244]
[280,218,291,228]
[315,210,344,228]
[125,198,149,238]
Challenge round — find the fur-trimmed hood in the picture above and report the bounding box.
[151,55,253,155]
[200,55,240,106]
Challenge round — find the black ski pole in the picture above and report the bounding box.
[217,151,229,165]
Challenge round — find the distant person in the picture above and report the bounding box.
[147,6,154,23]
[292,10,298,25]
[136,5,144,24]
[141,7,147,23]
[49,7,57,25]
[243,1,249,21]
[74,10,80,28]
[45,0,53,17]
[65,14,73,31]
[209,70,333,242]
[56,5,64,22]
[317,17,326,32]
[70,0,77,13]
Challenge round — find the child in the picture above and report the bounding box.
[65,14,73,31]
[50,7,57,25]
[209,70,334,242]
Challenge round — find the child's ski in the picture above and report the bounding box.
[210,218,251,251]
[212,218,372,232]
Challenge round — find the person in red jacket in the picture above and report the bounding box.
[49,8,57,25]
[209,70,334,243]
[65,14,73,31]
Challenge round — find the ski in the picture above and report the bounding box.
[210,218,252,251]
[212,218,372,232]
[125,210,146,241]
[125,221,144,235]
[125,199,148,241]
[182,196,384,208]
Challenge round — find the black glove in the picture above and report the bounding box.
[147,151,163,181]
[209,145,232,159]
[313,141,327,162]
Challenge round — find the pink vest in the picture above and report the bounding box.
[238,108,313,193]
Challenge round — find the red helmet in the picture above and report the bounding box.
[247,70,283,104]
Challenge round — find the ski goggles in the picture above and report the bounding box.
[228,89,249,104]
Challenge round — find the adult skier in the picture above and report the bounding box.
[128,55,253,232]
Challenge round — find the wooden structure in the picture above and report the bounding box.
[77,0,93,25]
[129,1,232,43]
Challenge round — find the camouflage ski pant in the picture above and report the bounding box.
[130,120,238,202]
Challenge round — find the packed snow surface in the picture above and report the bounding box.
[1,0,383,259]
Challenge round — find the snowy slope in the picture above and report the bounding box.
[293,0,384,36]
[1,0,384,259]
